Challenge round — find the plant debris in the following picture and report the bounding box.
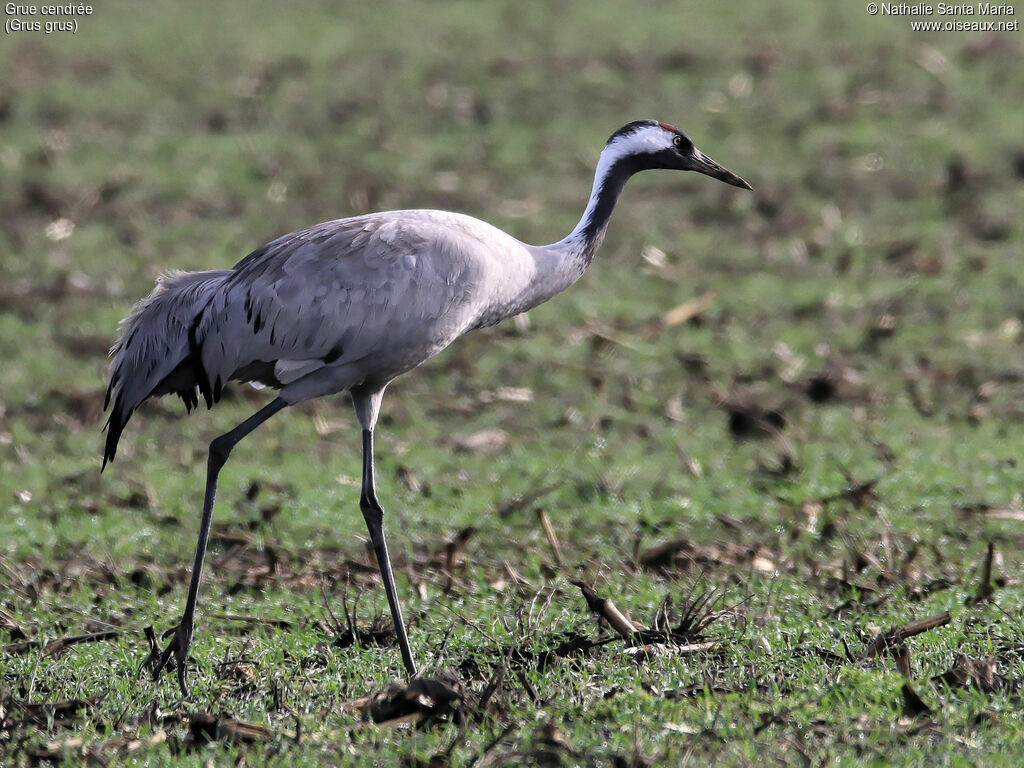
[860,612,951,659]
[346,678,464,727]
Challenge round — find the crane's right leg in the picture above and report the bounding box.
[148,396,288,695]
[350,385,418,678]
[359,426,418,677]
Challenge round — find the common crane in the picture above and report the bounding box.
[103,119,751,693]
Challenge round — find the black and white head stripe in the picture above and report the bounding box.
[558,118,750,263]
[605,119,670,143]
[569,121,671,249]
[569,121,686,249]
[604,119,689,153]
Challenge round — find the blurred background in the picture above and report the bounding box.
[3,0,1023,578]
[3,0,1024,572]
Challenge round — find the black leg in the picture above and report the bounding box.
[150,396,288,694]
[360,428,418,677]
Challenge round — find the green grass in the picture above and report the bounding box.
[2,0,1024,765]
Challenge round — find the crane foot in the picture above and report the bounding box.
[146,621,194,696]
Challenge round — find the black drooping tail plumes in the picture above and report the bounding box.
[103,269,231,469]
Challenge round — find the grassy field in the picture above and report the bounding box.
[2,0,1024,764]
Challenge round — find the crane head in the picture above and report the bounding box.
[605,120,752,190]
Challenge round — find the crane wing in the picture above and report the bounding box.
[190,211,505,403]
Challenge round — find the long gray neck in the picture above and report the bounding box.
[523,147,641,306]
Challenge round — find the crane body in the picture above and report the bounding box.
[103,120,750,692]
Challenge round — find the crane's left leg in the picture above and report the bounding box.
[351,386,418,677]
[149,396,289,694]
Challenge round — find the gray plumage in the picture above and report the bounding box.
[103,119,750,692]
[105,269,231,446]
[104,211,583,465]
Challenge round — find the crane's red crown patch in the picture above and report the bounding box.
[658,122,678,133]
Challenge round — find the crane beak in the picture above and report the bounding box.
[688,149,752,190]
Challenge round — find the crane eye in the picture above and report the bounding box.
[672,135,682,147]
